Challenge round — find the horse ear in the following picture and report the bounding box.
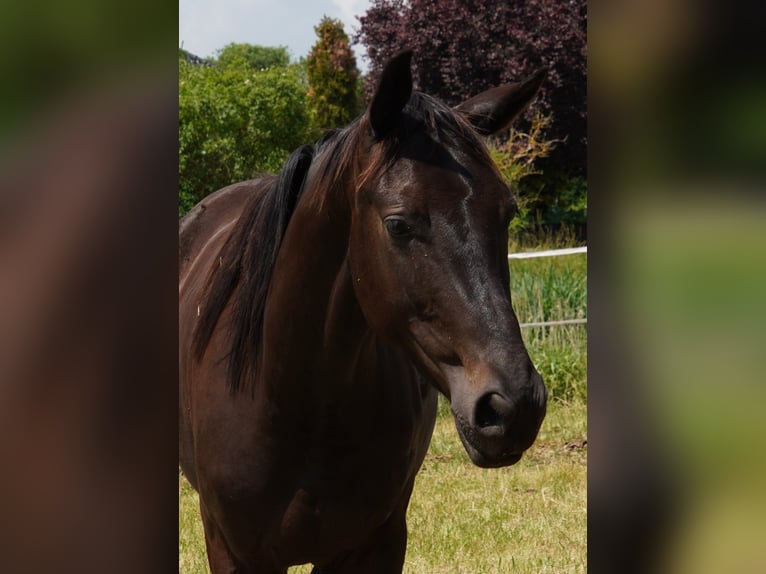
[368,50,413,139]
[456,68,547,136]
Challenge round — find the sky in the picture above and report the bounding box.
[179,0,373,71]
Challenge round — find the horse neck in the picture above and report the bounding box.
[258,160,373,403]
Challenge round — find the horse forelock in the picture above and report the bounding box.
[314,92,493,203]
[363,92,496,191]
[406,92,495,166]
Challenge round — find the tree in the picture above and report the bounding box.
[179,51,312,215]
[355,0,586,177]
[306,17,361,130]
[215,43,290,70]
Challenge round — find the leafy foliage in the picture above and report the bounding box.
[306,17,361,130]
[507,165,587,242]
[215,43,290,70]
[178,51,313,215]
[487,112,586,241]
[488,113,563,236]
[355,0,586,176]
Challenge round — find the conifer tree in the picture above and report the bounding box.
[306,17,361,130]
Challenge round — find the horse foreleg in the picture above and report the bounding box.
[315,479,414,574]
[319,512,409,574]
[199,500,286,574]
[199,499,241,574]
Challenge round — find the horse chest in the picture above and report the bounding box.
[271,387,437,562]
[274,438,422,562]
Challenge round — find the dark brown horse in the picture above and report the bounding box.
[179,52,547,573]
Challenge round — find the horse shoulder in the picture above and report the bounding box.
[179,177,274,278]
[179,177,274,487]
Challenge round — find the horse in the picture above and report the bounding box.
[179,51,548,573]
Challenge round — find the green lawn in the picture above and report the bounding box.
[509,245,587,404]
[401,398,586,574]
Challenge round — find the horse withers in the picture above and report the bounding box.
[179,51,547,573]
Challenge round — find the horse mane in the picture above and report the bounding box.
[192,91,492,395]
[192,140,324,393]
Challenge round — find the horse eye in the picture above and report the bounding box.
[384,216,412,238]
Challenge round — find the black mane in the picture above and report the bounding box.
[192,142,318,394]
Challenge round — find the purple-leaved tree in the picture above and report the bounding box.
[356,0,586,176]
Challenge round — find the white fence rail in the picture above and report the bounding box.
[518,318,587,328]
[508,245,587,328]
[507,245,587,260]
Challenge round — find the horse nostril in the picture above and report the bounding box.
[475,393,514,430]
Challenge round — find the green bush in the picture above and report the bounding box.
[489,113,559,237]
[215,43,289,70]
[488,113,587,241]
[179,52,313,215]
[516,167,586,230]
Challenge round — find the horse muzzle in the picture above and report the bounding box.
[452,370,547,468]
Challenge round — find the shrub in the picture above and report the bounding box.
[215,44,290,71]
[488,112,562,237]
[178,53,313,215]
[516,169,588,240]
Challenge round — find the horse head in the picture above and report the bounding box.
[347,51,548,468]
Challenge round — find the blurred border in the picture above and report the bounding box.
[1,1,179,572]
[4,0,765,572]
[589,0,766,572]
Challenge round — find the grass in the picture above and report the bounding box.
[402,398,586,573]
[179,475,209,574]
[509,232,587,403]
[179,229,587,573]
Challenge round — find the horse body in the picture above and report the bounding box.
[180,175,437,571]
[180,52,548,573]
